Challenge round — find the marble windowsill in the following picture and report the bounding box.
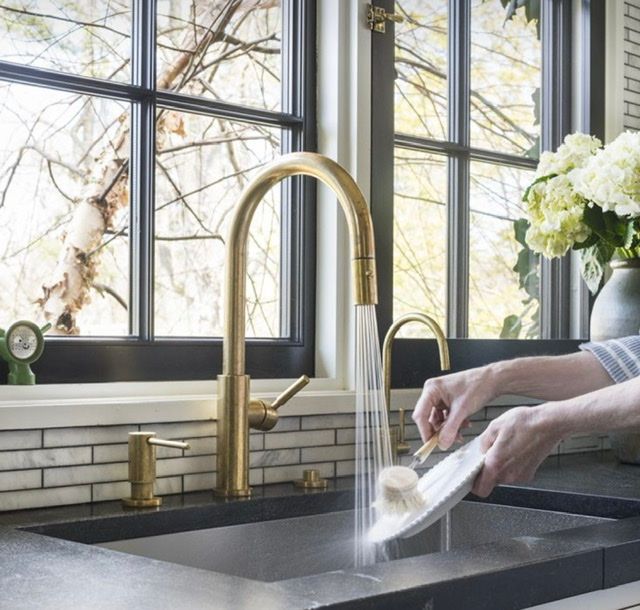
[0,382,539,430]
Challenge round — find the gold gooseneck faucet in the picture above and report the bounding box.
[216,152,378,498]
[382,313,450,463]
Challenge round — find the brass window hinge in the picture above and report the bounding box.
[367,3,403,33]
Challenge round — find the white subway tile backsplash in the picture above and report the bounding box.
[560,435,601,454]
[0,485,91,511]
[93,444,127,464]
[184,436,216,456]
[250,449,299,468]
[336,429,355,445]
[336,460,355,477]
[44,425,136,448]
[156,476,183,496]
[250,433,264,451]
[44,462,128,487]
[156,455,215,477]
[462,420,490,437]
[0,430,41,451]
[0,398,613,513]
[250,468,263,486]
[92,480,129,503]
[150,421,216,439]
[0,447,91,471]
[272,417,301,432]
[0,469,40,492]
[485,406,511,420]
[302,444,354,463]
[264,429,334,450]
[184,472,216,492]
[470,408,488,422]
[403,423,421,442]
[301,414,355,430]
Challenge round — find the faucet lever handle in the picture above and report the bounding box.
[271,375,310,410]
[249,375,310,432]
[148,437,190,451]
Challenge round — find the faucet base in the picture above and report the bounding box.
[122,496,162,508]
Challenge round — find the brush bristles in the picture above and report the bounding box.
[375,466,426,516]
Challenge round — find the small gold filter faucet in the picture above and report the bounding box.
[382,313,450,463]
[216,152,378,498]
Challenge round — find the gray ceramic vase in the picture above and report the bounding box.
[590,258,640,464]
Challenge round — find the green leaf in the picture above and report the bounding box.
[500,314,522,339]
[580,242,615,294]
[582,204,606,235]
[513,218,530,248]
[582,206,633,248]
[624,220,636,249]
[511,219,540,299]
[573,232,599,251]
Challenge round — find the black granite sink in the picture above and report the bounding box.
[98,501,609,582]
[6,453,640,609]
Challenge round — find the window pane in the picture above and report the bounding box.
[394,0,447,140]
[0,1,131,81]
[154,110,281,337]
[469,162,539,339]
[393,149,447,334]
[470,0,540,157]
[0,82,130,335]
[157,1,281,111]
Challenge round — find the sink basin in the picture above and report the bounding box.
[99,501,609,582]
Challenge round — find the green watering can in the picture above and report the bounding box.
[0,320,51,385]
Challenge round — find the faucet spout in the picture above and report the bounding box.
[216,152,378,497]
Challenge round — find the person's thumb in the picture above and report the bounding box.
[438,409,467,449]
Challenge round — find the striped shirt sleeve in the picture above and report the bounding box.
[580,335,640,383]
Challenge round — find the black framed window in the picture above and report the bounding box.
[0,0,316,383]
[371,0,603,385]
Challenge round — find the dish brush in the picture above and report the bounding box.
[375,434,440,515]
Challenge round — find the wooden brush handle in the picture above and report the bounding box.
[413,434,439,464]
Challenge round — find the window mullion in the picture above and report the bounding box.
[130,0,156,341]
[540,0,572,339]
[447,0,470,338]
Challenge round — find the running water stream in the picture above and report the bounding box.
[354,304,393,567]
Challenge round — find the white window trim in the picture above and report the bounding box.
[604,0,625,144]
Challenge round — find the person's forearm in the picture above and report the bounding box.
[487,351,613,402]
[541,374,640,438]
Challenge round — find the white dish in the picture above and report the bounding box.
[367,436,485,543]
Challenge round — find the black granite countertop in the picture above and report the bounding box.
[2,451,640,610]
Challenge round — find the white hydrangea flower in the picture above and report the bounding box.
[525,174,591,258]
[571,131,640,217]
[535,132,602,178]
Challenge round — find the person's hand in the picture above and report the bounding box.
[412,365,498,450]
[472,405,561,497]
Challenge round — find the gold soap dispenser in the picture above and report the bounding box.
[122,431,190,508]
